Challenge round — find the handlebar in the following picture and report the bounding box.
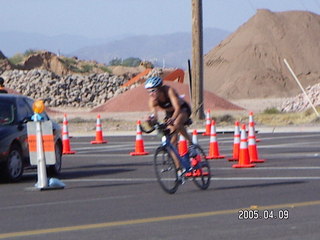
[140,121,171,136]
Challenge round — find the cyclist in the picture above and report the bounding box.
[145,76,197,177]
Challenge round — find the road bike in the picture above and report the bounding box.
[141,121,211,194]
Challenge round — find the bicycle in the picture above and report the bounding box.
[141,120,211,194]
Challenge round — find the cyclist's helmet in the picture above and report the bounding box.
[145,76,163,89]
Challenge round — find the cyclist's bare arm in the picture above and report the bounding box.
[148,98,159,120]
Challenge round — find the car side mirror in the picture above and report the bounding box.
[17,116,32,131]
[21,116,32,124]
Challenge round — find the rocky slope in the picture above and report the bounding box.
[0,51,151,108]
[280,83,320,112]
[1,69,128,108]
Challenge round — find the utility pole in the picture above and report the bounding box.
[191,0,205,120]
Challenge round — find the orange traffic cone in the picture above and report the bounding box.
[192,129,198,145]
[178,134,188,156]
[206,120,225,159]
[232,124,255,168]
[62,113,76,154]
[228,121,240,161]
[202,109,211,136]
[91,114,107,144]
[249,112,260,142]
[248,122,265,163]
[130,120,149,156]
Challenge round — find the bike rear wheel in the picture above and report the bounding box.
[189,145,211,190]
[154,147,179,194]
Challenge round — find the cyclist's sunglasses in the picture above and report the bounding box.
[148,88,158,93]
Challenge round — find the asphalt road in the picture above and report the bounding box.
[1,131,320,240]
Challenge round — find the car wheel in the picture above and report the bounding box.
[47,142,62,176]
[6,145,24,182]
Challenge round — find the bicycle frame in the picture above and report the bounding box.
[142,121,187,168]
[141,120,211,194]
[160,131,190,170]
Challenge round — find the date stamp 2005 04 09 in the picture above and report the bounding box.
[238,209,289,220]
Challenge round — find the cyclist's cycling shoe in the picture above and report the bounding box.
[188,144,198,158]
[177,169,188,184]
[177,174,185,185]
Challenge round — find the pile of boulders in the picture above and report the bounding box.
[280,83,320,112]
[1,69,131,108]
[1,68,163,108]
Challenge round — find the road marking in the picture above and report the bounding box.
[65,153,148,157]
[1,200,320,239]
[216,166,320,170]
[212,176,320,180]
[61,175,320,183]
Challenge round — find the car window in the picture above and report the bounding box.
[16,97,34,122]
[0,102,15,125]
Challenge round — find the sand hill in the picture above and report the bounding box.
[204,9,320,100]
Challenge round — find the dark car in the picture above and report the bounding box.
[0,94,62,182]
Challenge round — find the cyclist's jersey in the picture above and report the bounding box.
[156,85,191,119]
[157,86,173,109]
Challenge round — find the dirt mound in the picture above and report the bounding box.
[204,10,320,99]
[23,51,69,75]
[0,50,117,76]
[91,81,243,113]
[109,65,146,76]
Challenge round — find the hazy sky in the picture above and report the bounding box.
[1,0,320,39]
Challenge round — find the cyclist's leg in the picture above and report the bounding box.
[170,112,193,174]
[172,111,198,158]
[171,111,192,144]
[166,110,193,171]
[168,132,182,170]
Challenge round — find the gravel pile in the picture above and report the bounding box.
[0,68,163,108]
[1,69,132,108]
[280,83,320,112]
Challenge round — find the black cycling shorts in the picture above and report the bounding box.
[165,102,192,124]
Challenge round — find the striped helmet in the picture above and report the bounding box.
[145,76,163,89]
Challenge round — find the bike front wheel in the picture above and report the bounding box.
[189,145,211,190]
[154,147,179,194]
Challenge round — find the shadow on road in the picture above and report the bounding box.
[214,181,305,191]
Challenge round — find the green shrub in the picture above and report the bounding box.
[263,107,280,114]
[8,53,24,65]
[81,64,93,73]
[24,49,37,57]
[217,114,234,123]
[59,57,80,72]
[99,66,112,73]
[122,57,141,67]
[109,57,142,67]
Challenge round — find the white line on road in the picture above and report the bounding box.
[62,175,320,183]
[216,166,320,170]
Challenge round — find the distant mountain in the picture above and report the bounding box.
[0,31,112,57]
[0,28,230,69]
[70,28,231,68]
